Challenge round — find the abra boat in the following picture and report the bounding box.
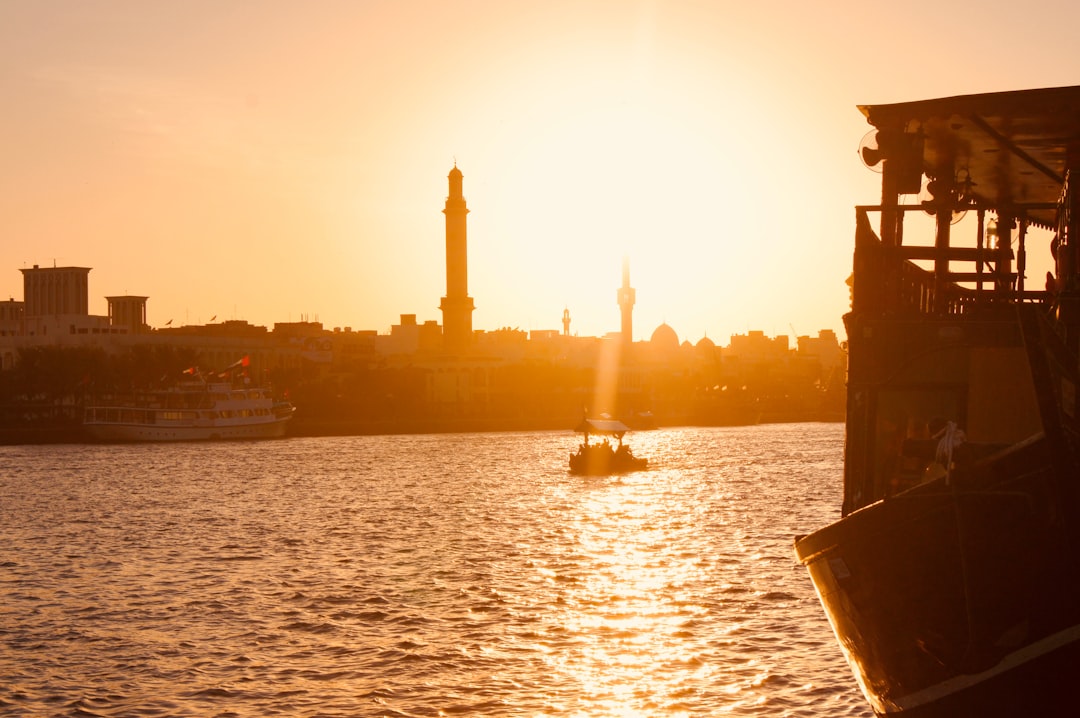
[84,364,294,442]
[794,86,1080,717]
[569,417,648,475]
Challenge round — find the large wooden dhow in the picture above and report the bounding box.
[794,86,1080,717]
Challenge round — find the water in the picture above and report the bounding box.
[0,423,871,717]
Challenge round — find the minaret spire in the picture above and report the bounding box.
[617,255,636,347]
[440,163,475,353]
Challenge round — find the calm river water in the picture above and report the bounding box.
[1,423,872,717]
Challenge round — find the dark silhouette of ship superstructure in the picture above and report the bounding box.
[0,165,843,439]
[795,84,1080,718]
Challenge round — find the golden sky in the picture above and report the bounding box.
[2,1,1077,343]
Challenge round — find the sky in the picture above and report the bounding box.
[2,1,1078,345]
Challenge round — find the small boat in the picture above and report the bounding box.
[627,410,659,430]
[794,86,1080,717]
[84,362,294,442]
[569,417,648,475]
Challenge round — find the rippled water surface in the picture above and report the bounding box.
[1,424,871,717]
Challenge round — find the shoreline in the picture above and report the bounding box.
[0,415,844,446]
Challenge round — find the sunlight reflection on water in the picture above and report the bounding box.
[0,424,871,717]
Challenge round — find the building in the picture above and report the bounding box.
[12,265,120,345]
[106,296,149,335]
[22,265,90,317]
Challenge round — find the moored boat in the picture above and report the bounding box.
[569,417,648,475]
[84,360,294,442]
[794,86,1080,717]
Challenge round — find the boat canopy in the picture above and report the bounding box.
[859,84,1080,229]
[575,418,631,437]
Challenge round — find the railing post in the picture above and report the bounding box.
[976,209,985,302]
[996,214,1015,298]
[934,202,952,313]
[1017,212,1028,295]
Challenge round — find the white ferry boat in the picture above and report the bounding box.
[84,375,294,442]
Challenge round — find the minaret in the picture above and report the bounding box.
[440,164,474,352]
[562,307,571,336]
[617,256,636,346]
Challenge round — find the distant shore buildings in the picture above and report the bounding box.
[0,165,844,430]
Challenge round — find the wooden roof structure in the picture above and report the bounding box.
[859,85,1080,229]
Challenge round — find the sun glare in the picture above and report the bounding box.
[465,50,785,339]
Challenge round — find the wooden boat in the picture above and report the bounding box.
[794,86,1080,717]
[84,360,294,441]
[569,417,648,475]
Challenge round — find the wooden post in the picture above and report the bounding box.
[996,214,1014,297]
[1017,213,1028,295]
[976,209,985,302]
[934,204,952,313]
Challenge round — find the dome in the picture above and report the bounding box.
[650,323,679,350]
[696,336,716,349]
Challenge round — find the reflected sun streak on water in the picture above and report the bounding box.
[533,475,726,715]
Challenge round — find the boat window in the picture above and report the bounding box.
[160,410,198,421]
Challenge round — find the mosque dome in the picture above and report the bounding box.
[650,323,679,351]
[696,336,716,349]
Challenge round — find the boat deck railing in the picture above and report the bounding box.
[852,204,1056,317]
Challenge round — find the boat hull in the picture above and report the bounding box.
[84,417,291,442]
[867,631,1080,717]
[795,440,1080,716]
[568,456,647,475]
[568,448,647,475]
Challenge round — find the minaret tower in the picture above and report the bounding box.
[617,256,636,346]
[440,163,474,353]
[562,307,571,336]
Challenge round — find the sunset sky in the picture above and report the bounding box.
[2,1,1077,344]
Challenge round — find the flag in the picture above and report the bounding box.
[223,355,251,371]
[210,315,217,322]
[165,319,173,326]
